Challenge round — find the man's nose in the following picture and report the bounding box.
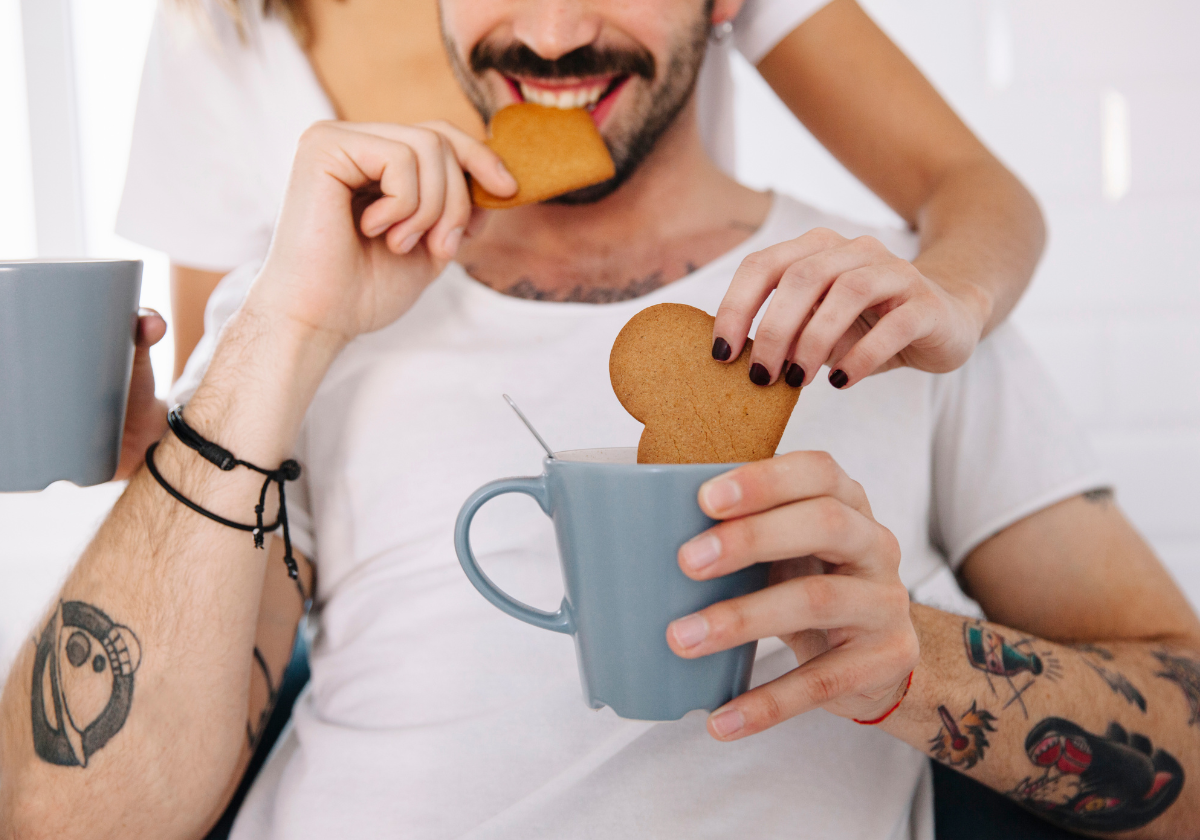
[510,0,603,62]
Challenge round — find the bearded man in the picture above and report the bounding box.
[3,1,1200,839]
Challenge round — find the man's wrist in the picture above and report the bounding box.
[182,305,344,467]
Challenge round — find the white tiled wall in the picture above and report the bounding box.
[735,0,1200,602]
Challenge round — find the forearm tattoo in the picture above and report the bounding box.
[930,702,997,769]
[962,621,1061,718]
[1011,718,1183,831]
[1152,650,1200,727]
[1073,645,1147,712]
[31,601,141,767]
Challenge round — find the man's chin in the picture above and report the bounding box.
[545,173,626,206]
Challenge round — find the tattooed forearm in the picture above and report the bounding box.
[962,621,1061,718]
[1153,650,1200,727]
[1010,718,1183,831]
[1075,648,1147,710]
[247,646,280,749]
[930,701,997,769]
[31,601,141,767]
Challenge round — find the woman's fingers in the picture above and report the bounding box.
[824,303,930,388]
[667,574,895,658]
[697,451,872,520]
[787,261,914,385]
[712,228,846,364]
[747,242,886,384]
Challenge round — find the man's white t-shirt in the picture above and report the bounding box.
[173,194,1107,840]
[117,0,829,270]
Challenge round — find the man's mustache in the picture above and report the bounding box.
[470,41,656,82]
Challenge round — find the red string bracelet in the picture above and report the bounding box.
[852,671,913,725]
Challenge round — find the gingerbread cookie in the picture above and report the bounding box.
[471,102,616,209]
[610,303,801,464]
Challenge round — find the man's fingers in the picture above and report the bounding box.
[136,309,167,348]
[706,643,913,740]
[382,131,449,254]
[422,147,472,259]
[712,228,846,364]
[420,119,518,198]
[667,574,893,658]
[679,495,898,579]
[789,263,911,387]
[697,451,872,520]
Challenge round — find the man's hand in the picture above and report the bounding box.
[665,451,920,739]
[245,120,516,345]
[112,309,168,482]
[712,228,988,389]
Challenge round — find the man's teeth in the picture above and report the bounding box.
[518,81,608,109]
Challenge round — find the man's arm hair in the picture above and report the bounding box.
[0,308,333,840]
[875,494,1200,838]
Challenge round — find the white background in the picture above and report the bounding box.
[1,0,1198,677]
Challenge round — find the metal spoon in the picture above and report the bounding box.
[503,394,555,459]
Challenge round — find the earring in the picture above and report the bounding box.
[711,20,733,42]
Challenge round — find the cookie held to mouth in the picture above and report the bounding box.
[610,303,801,464]
[471,102,616,209]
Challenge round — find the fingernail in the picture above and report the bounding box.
[443,226,463,256]
[496,160,517,190]
[749,362,770,386]
[712,337,732,361]
[829,369,849,389]
[399,233,422,254]
[670,614,709,649]
[710,708,745,738]
[700,478,741,514]
[785,363,805,388]
[680,533,721,572]
[365,220,390,238]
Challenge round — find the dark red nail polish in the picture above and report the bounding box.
[749,363,770,386]
[785,363,805,388]
[829,369,849,389]
[712,337,732,362]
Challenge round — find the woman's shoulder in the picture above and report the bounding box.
[733,0,832,64]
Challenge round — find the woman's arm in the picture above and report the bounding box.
[759,0,1044,335]
[714,0,1044,389]
[171,264,229,382]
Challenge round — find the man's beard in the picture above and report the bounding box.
[442,8,712,204]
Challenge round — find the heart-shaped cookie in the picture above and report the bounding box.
[610,303,801,464]
[471,103,616,209]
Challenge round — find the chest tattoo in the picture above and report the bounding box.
[502,271,669,304]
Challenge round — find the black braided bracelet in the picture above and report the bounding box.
[145,404,306,599]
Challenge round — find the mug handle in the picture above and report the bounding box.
[454,475,574,635]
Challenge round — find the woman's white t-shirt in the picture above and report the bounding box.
[171,194,1107,840]
[116,0,830,270]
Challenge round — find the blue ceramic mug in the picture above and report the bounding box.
[454,447,768,721]
[0,260,142,491]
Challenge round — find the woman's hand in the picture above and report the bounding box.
[666,451,920,740]
[712,228,988,390]
[246,120,516,345]
[113,309,168,482]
